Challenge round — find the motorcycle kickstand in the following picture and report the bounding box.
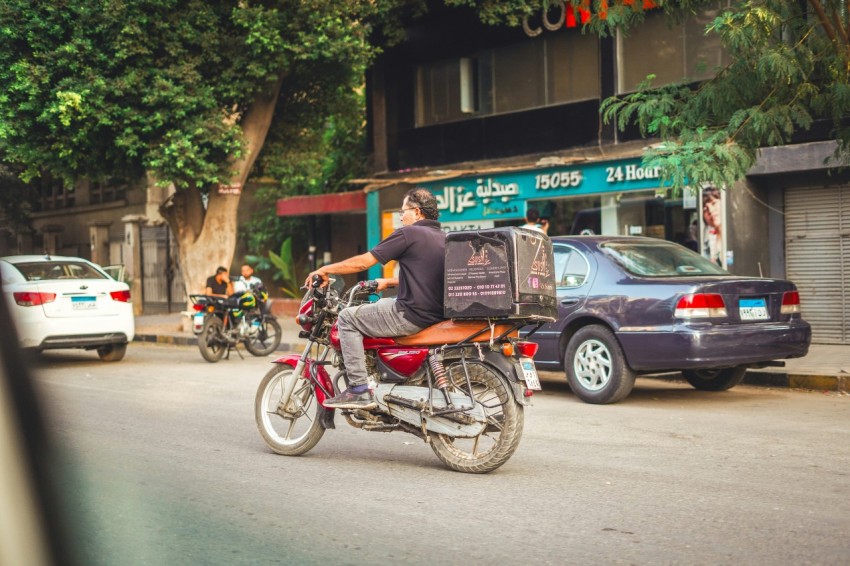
[225,343,245,360]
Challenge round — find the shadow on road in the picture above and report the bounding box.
[537,371,777,406]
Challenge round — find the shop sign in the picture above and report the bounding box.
[420,157,666,223]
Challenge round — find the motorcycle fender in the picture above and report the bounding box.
[479,350,533,407]
[272,355,335,407]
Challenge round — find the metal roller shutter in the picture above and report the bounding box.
[785,186,849,344]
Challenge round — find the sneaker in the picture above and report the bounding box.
[323,388,377,410]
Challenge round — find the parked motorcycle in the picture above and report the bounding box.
[254,276,545,473]
[190,285,282,363]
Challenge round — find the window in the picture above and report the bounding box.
[554,245,589,288]
[415,30,600,126]
[90,180,128,205]
[14,261,107,281]
[34,175,74,211]
[616,2,731,93]
[601,241,727,277]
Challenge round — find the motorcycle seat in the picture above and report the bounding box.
[396,319,518,346]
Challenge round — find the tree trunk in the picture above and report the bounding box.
[160,75,285,303]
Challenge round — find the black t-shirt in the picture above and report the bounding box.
[370,219,446,327]
[206,275,228,295]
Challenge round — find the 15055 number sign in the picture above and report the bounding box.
[535,171,583,190]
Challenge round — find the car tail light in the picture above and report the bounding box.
[110,290,131,302]
[781,291,801,314]
[13,292,57,306]
[516,341,539,358]
[674,293,727,318]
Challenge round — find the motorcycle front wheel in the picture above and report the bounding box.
[255,364,326,456]
[245,316,282,356]
[198,317,226,363]
[430,360,523,474]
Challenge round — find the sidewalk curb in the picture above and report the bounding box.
[744,370,849,392]
[650,370,849,393]
[133,334,302,353]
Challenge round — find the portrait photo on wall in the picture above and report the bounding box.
[700,186,726,268]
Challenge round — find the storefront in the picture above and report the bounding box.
[366,156,728,277]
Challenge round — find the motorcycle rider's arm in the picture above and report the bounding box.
[375,277,397,291]
[305,252,379,287]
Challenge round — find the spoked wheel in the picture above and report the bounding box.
[430,360,523,474]
[198,317,226,363]
[255,364,326,456]
[245,316,282,356]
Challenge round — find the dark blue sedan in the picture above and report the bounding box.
[526,236,811,404]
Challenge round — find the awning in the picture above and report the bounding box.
[276,190,367,217]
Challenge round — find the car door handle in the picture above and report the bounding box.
[560,298,580,306]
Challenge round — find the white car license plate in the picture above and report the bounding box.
[71,296,97,310]
[739,298,769,320]
[519,358,542,390]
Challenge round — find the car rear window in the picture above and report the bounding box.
[13,261,107,281]
[601,242,728,277]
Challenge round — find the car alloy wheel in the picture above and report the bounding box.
[573,338,611,391]
[565,324,635,404]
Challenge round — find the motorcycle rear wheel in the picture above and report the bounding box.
[198,317,226,363]
[245,316,282,356]
[430,360,523,474]
[255,364,325,456]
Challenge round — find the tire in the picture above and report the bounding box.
[682,366,747,391]
[198,317,226,363]
[430,360,523,474]
[565,325,635,404]
[97,342,127,362]
[245,316,282,357]
[255,364,326,456]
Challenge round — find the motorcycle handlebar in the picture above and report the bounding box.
[358,280,379,292]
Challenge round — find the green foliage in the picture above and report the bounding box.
[596,0,850,189]
[0,0,422,192]
[454,0,850,189]
[240,65,368,258]
[267,237,301,298]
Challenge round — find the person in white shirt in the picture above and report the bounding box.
[522,208,548,234]
[233,263,263,293]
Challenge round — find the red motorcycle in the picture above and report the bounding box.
[255,276,545,473]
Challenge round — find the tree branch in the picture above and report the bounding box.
[830,4,849,46]
[809,0,838,44]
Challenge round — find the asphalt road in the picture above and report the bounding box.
[30,343,850,565]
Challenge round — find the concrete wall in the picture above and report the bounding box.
[727,179,771,277]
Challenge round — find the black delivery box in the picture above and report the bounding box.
[444,227,557,320]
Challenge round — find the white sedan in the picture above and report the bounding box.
[0,255,135,361]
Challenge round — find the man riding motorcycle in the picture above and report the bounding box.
[304,188,445,409]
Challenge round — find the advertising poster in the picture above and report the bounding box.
[700,186,726,268]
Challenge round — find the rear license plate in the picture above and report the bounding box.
[71,296,97,310]
[193,313,205,334]
[739,298,769,320]
[519,358,542,390]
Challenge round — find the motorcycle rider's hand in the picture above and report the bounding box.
[375,278,397,292]
[305,270,328,288]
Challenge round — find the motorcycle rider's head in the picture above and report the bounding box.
[400,188,439,226]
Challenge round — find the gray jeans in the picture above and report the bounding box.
[337,298,423,388]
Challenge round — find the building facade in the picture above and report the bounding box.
[359,2,848,344]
